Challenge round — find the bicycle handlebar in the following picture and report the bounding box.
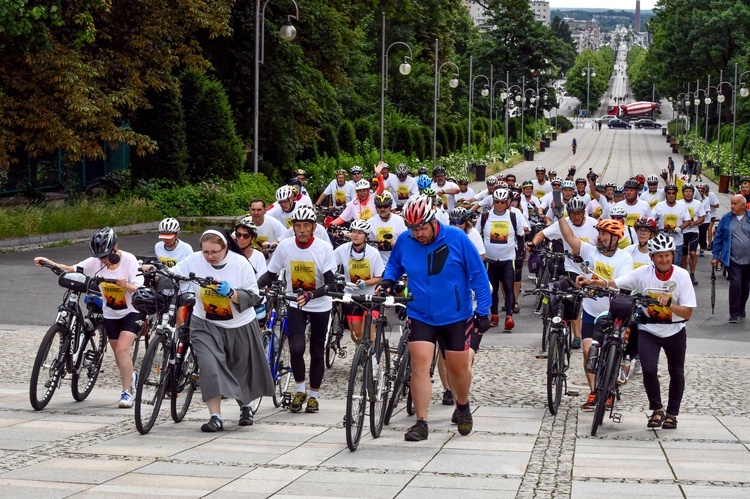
[327,291,413,307]
[39,261,119,285]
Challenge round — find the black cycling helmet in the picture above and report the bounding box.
[417,166,428,175]
[433,166,446,176]
[131,287,168,315]
[623,179,640,190]
[664,184,678,193]
[89,227,117,258]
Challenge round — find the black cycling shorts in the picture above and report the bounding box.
[682,232,699,253]
[408,316,473,353]
[103,312,143,340]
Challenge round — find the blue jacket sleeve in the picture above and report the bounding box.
[711,213,728,265]
[464,235,491,316]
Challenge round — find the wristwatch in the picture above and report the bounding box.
[227,288,235,299]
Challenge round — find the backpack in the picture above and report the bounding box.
[480,210,524,260]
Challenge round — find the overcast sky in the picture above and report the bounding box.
[550,0,657,9]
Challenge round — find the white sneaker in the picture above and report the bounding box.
[119,391,134,408]
[632,359,642,376]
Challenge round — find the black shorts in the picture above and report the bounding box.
[103,312,143,340]
[682,232,699,252]
[408,316,473,353]
[581,310,596,340]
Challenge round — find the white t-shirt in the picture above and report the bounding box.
[393,177,418,207]
[542,217,599,274]
[519,195,540,220]
[578,242,634,318]
[653,201,689,247]
[614,199,653,227]
[623,243,652,270]
[532,179,553,200]
[154,240,193,268]
[247,249,267,277]
[171,250,259,328]
[617,224,638,250]
[381,174,399,199]
[267,236,337,313]
[368,214,407,267]
[614,265,696,338]
[639,189,665,210]
[475,188,491,201]
[333,243,385,296]
[254,215,287,249]
[431,180,460,211]
[587,198,604,219]
[266,204,297,229]
[338,195,377,222]
[680,199,706,234]
[706,192,720,219]
[481,208,525,262]
[323,180,356,208]
[455,188,476,206]
[75,251,144,320]
[466,226,486,256]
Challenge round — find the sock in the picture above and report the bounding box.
[296,382,306,394]
[210,413,222,421]
[308,390,319,399]
[457,401,470,411]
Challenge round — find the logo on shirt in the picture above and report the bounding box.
[100,282,127,310]
[200,285,234,321]
[376,227,395,251]
[593,261,615,280]
[489,220,510,244]
[663,214,678,231]
[291,260,316,291]
[348,259,371,283]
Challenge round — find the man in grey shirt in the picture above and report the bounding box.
[711,195,750,323]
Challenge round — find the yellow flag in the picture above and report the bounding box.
[675,176,685,200]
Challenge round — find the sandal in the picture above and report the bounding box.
[662,414,678,429]
[647,409,665,428]
[513,303,520,313]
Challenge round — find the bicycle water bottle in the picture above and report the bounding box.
[585,340,600,373]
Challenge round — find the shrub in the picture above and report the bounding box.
[392,124,413,156]
[555,116,573,133]
[420,127,432,159]
[318,124,340,159]
[446,123,458,152]
[412,125,426,160]
[338,120,357,155]
[437,125,449,158]
[354,118,374,144]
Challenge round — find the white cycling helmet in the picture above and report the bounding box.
[648,233,676,254]
[561,180,575,190]
[290,205,317,223]
[610,205,628,217]
[350,219,372,233]
[355,179,371,191]
[275,185,295,201]
[493,188,511,201]
[158,218,180,234]
[350,165,363,174]
[566,198,586,212]
[486,176,498,185]
[647,174,659,184]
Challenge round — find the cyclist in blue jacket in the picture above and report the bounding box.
[380,195,491,441]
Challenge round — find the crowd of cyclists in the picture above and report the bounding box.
[33,159,731,440]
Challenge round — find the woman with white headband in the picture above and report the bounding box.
[171,226,274,432]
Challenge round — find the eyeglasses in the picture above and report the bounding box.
[202,249,225,257]
[611,216,625,220]
[235,231,253,240]
[636,228,652,234]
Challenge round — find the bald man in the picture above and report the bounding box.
[712,195,750,323]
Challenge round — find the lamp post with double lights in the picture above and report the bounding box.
[536,85,549,143]
[433,39,459,168]
[253,0,300,174]
[492,72,511,161]
[713,73,733,174]
[676,93,689,135]
[467,63,490,169]
[582,61,596,120]
[380,14,413,162]
[518,86,536,152]
[501,82,522,161]
[693,82,706,143]
[731,64,750,184]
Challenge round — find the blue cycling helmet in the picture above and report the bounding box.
[417,174,432,190]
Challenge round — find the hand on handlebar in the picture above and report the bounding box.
[297,290,312,307]
[116,277,130,291]
[376,279,395,296]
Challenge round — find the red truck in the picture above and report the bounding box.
[606,101,660,119]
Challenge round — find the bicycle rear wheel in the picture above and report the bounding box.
[325,308,343,369]
[71,322,107,401]
[384,345,410,425]
[30,324,67,410]
[273,332,292,408]
[135,334,169,434]
[345,344,369,451]
[546,330,564,415]
[591,345,618,436]
[171,341,198,422]
[130,313,158,365]
[370,338,391,439]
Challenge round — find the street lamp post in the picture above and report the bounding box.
[433,38,459,168]
[468,66,490,169]
[493,72,511,161]
[380,13,413,163]
[524,87,537,148]
[253,0,300,174]
[582,61,596,121]
[693,81,704,143]
[731,64,750,184]
[501,83,522,161]
[536,84,549,144]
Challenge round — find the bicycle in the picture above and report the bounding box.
[324,274,349,369]
[585,284,670,436]
[328,291,412,451]
[30,262,112,410]
[525,277,583,415]
[133,269,210,434]
[130,256,170,365]
[259,282,295,409]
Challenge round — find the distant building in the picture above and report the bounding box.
[462,1,551,28]
[563,17,602,53]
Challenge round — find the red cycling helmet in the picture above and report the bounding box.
[403,195,436,229]
[634,217,658,233]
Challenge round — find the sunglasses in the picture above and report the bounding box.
[235,232,253,239]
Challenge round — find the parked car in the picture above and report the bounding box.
[596,115,617,124]
[633,118,662,129]
[608,118,632,129]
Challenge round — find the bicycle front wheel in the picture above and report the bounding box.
[71,322,107,402]
[546,330,564,415]
[591,345,618,436]
[325,309,343,369]
[346,344,369,451]
[273,332,292,408]
[370,339,391,439]
[30,324,67,410]
[135,334,169,434]
[171,342,198,423]
[384,346,410,426]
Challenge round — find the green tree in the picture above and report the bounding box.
[338,120,357,155]
[318,123,340,158]
[181,71,245,181]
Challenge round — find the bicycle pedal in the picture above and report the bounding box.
[566,389,580,397]
[535,351,548,359]
[612,412,623,423]
[339,347,347,358]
